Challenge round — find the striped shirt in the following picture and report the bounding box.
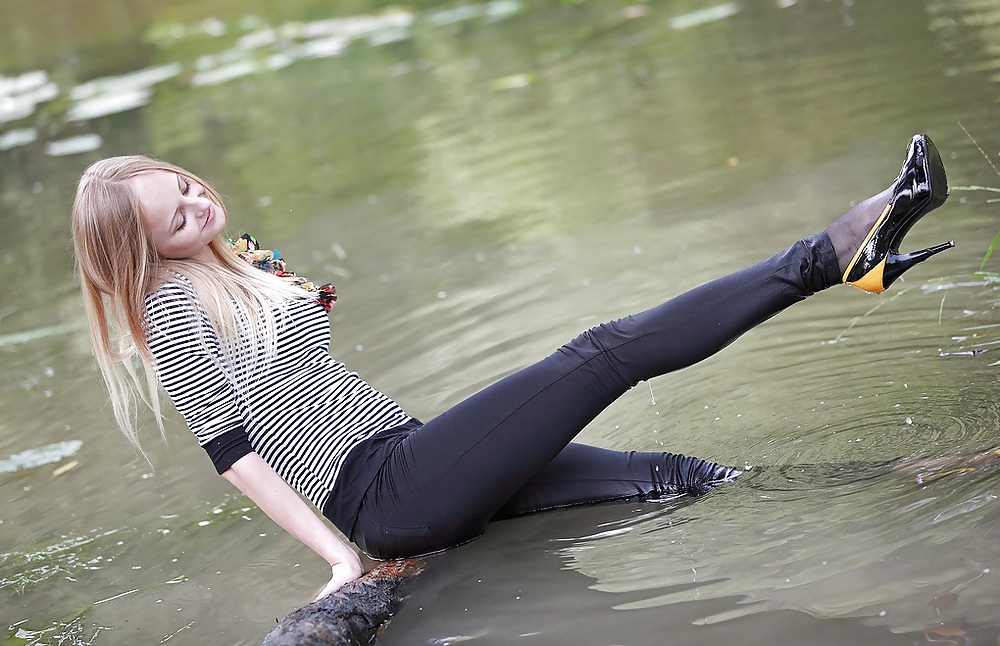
[144,275,411,509]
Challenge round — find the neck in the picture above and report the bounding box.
[193,243,220,265]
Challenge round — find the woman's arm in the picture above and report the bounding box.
[222,452,363,600]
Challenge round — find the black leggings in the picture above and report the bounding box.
[327,234,841,559]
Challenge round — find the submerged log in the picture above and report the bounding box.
[261,559,425,646]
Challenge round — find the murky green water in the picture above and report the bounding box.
[2,1,998,644]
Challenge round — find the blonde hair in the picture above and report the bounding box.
[71,155,306,456]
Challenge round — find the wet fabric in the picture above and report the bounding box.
[326,234,841,559]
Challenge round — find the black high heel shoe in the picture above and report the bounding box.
[843,134,954,293]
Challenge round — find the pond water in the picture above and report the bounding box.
[2,1,999,644]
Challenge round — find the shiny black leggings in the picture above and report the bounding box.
[328,234,841,559]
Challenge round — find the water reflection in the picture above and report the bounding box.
[46,135,103,157]
[1,0,998,644]
[67,64,182,121]
[0,5,520,156]
[668,2,741,30]
[0,440,81,474]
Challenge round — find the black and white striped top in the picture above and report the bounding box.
[145,275,411,509]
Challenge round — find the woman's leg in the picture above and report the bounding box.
[347,134,953,559]
[352,234,840,558]
[491,442,742,520]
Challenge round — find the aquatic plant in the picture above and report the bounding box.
[0,528,123,595]
[5,610,109,646]
[978,229,999,282]
[957,123,1000,282]
[945,184,1000,282]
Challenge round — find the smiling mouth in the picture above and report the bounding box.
[203,204,215,229]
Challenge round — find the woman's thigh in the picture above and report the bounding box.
[353,345,631,557]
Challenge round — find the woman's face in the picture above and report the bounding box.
[129,170,226,262]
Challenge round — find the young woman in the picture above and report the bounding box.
[71,134,953,600]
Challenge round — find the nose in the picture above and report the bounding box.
[187,194,212,218]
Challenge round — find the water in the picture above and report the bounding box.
[2,1,998,644]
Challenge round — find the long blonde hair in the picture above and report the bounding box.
[71,155,306,455]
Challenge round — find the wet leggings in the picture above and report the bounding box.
[332,234,841,559]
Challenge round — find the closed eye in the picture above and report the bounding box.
[175,175,192,231]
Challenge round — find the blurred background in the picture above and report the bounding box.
[1,1,998,644]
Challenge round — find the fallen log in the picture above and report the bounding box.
[261,559,425,646]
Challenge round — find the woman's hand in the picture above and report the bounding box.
[313,559,364,602]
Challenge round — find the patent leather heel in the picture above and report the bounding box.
[879,241,956,288]
[843,134,953,294]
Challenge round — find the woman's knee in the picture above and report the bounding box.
[557,323,638,388]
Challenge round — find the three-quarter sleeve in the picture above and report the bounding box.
[145,281,253,473]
